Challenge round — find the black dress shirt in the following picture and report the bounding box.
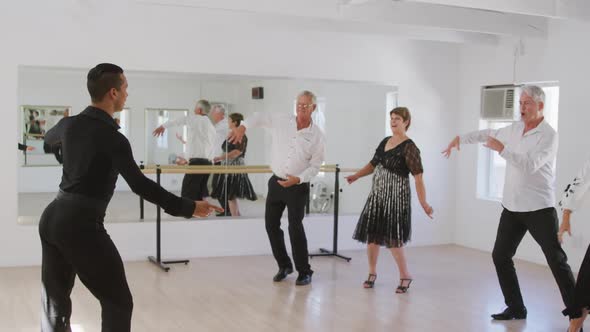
[44,106,195,217]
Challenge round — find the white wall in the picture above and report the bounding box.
[0,0,457,266]
[455,19,590,271]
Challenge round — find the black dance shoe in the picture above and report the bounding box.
[491,307,527,320]
[273,267,293,282]
[295,271,313,286]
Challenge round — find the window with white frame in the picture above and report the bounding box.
[113,107,130,138]
[385,91,398,135]
[144,108,189,165]
[477,84,559,201]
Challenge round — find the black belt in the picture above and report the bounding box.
[56,190,110,214]
[271,174,309,185]
[188,158,211,163]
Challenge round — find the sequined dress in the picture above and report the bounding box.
[352,138,423,248]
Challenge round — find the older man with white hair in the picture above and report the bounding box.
[229,90,325,286]
[442,85,577,323]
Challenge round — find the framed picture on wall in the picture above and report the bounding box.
[21,105,71,155]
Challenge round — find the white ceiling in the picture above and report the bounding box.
[135,0,589,45]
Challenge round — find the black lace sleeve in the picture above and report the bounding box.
[236,135,247,153]
[404,141,423,175]
[370,137,389,166]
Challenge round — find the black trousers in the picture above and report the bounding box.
[492,207,577,317]
[181,158,211,200]
[265,175,311,273]
[39,191,133,332]
[212,161,229,216]
[566,243,590,319]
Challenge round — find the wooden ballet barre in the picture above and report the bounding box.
[143,164,340,169]
[141,166,273,175]
[142,164,271,169]
[140,164,351,175]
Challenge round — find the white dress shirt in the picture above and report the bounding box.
[460,120,558,212]
[213,118,229,157]
[559,156,590,212]
[163,113,216,160]
[244,112,325,183]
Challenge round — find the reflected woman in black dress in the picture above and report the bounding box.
[346,107,433,293]
[211,113,257,216]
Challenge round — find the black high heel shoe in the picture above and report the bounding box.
[363,274,377,288]
[396,278,412,294]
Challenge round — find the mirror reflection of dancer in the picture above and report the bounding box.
[40,63,222,331]
[210,104,229,215]
[346,107,433,293]
[153,100,216,201]
[443,85,576,323]
[211,113,257,217]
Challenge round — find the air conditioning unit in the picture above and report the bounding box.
[480,86,519,120]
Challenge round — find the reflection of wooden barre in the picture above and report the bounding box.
[25,134,44,138]
[143,168,271,175]
[143,164,270,170]
[140,164,358,175]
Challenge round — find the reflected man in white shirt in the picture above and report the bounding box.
[153,100,216,200]
[210,104,230,215]
[211,104,229,156]
[442,85,576,322]
[229,90,325,286]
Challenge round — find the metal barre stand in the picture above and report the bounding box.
[309,165,351,262]
[145,165,190,272]
[139,163,351,270]
[139,162,144,221]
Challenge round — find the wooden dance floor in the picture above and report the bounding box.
[0,245,573,331]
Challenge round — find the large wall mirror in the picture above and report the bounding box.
[17,66,397,224]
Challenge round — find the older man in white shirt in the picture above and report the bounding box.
[443,85,576,322]
[229,90,325,286]
[153,99,216,201]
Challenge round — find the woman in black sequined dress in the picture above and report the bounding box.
[346,107,433,293]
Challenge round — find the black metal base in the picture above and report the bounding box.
[309,248,351,262]
[148,256,190,272]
